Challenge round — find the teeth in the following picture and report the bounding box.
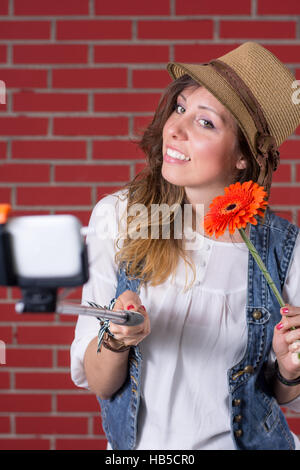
[167,148,190,161]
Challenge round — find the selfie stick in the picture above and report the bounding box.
[56,302,145,326]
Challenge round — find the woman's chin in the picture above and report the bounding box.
[161,165,188,187]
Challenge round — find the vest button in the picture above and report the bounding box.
[234,414,243,423]
[244,365,254,374]
[232,399,241,406]
[234,429,243,438]
[252,310,262,320]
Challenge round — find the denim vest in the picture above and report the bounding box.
[97,208,299,450]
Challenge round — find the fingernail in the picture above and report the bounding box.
[140,305,146,311]
[276,322,284,330]
[127,304,135,310]
[281,307,289,314]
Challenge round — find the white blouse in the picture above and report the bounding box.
[70,191,300,450]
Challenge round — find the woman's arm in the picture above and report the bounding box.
[83,290,151,400]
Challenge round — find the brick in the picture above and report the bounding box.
[0,303,55,322]
[57,20,131,40]
[272,164,291,183]
[0,417,10,433]
[0,141,6,159]
[0,163,49,183]
[263,45,300,64]
[94,93,160,112]
[0,372,10,389]
[0,287,8,298]
[0,439,50,450]
[94,0,170,15]
[220,21,296,39]
[132,70,170,88]
[55,164,130,183]
[13,92,88,112]
[295,165,300,181]
[286,418,300,434]
[56,439,107,451]
[279,140,300,159]
[57,349,71,367]
[258,0,300,15]
[0,326,13,343]
[13,45,88,64]
[17,186,92,206]
[57,393,99,412]
[135,162,148,175]
[93,416,105,435]
[93,140,144,159]
[0,1,8,15]
[138,20,213,40]
[0,69,48,88]
[133,116,153,136]
[16,416,88,435]
[94,45,169,63]
[0,393,51,412]
[0,21,51,39]
[17,325,75,345]
[53,117,128,136]
[0,101,7,113]
[0,46,6,63]
[96,186,123,201]
[269,187,300,206]
[14,0,89,15]
[174,44,240,63]
[15,372,75,390]
[12,140,86,160]
[274,210,293,222]
[176,0,251,14]
[0,117,48,135]
[52,68,127,89]
[6,348,52,368]
[0,187,11,203]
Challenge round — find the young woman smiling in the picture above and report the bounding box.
[71,42,300,450]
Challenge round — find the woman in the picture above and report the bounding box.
[71,42,300,450]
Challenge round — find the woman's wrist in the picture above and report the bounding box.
[275,360,300,385]
[102,332,131,353]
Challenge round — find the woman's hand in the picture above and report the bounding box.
[108,290,151,347]
[273,304,300,380]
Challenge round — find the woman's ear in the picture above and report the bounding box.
[236,157,247,170]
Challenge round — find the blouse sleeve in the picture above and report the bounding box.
[267,232,300,411]
[70,191,126,389]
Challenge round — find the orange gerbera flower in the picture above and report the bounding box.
[204,180,268,239]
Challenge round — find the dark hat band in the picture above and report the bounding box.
[207,59,280,172]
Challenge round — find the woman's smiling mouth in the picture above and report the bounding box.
[164,147,191,163]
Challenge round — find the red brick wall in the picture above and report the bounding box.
[0,0,300,450]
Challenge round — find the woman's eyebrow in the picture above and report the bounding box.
[178,92,226,124]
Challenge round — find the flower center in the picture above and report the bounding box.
[225,203,237,211]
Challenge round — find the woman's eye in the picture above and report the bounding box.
[198,118,214,129]
[174,103,185,114]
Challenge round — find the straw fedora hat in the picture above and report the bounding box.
[167,42,300,193]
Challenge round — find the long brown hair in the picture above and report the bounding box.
[114,75,261,288]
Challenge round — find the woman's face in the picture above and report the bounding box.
[161,85,245,191]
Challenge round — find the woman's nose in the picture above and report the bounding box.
[167,118,188,140]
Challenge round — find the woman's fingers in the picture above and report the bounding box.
[108,290,150,346]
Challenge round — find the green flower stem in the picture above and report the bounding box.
[239,227,300,361]
[238,227,285,308]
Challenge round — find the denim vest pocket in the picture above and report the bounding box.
[262,398,279,433]
[247,306,271,326]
